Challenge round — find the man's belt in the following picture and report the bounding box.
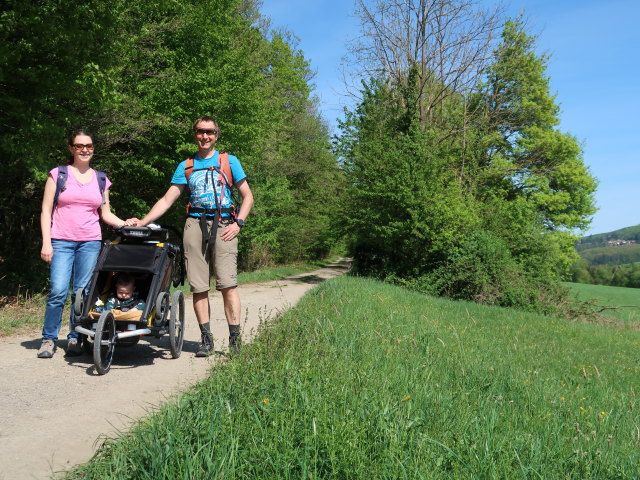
[187,206,234,217]
[186,205,235,252]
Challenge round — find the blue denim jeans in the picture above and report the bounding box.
[41,240,101,341]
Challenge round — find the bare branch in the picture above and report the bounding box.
[345,0,505,129]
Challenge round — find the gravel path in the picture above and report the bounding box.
[0,260,349,480]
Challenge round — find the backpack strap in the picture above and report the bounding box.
[96,170,107,207]
[184,152,233,186]
[218,152,233,187]
[185,157,195,181]
[183,152,235,251]
[53,165,68,208]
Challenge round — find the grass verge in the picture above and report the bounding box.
[65,276,640,478]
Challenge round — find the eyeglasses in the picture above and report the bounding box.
[195,128,218,136]
[72,144,94,151]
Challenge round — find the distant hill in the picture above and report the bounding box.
[571,224,640,288]
[576,224,640,251]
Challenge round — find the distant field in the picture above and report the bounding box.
[67,276,640,479]
[564,282,640,325]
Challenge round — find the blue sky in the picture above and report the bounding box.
[260,0,639,236]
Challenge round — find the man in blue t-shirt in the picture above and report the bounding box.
[133,116,254,357]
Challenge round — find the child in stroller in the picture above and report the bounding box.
[94,272,146,320]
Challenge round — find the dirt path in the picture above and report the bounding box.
[0,259,349,480]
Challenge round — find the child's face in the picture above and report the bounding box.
[116,281,134,300]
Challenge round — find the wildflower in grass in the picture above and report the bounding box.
[263,398,269,404]
[402,394,411,401]
[580,406,588,415]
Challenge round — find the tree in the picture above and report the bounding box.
[348,0,502,131]
[337,8,598,311]
[474,18,598,273]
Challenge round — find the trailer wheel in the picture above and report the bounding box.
[154,291,169,327]
[169,290,185,358]
[94,311,116,375]
[73,287,84,317]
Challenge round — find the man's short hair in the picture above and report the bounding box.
[192,116,220,134]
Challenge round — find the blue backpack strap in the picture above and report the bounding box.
[96,170,107,210]
[96,170,107,196]
[53,165,68,208]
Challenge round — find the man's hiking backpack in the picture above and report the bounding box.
[53,165,107,209]
[184,152,233,188]
[184,152,237,247]
[184,152,236,218]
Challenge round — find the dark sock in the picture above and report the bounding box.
[199,322,211,335]
[229,324,240,337]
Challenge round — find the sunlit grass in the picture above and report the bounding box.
[65,276,640,479]
[564,282,640,325]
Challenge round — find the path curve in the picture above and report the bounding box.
[0,259,350,480]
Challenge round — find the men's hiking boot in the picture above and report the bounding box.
[228,334,241,355]
[37,339,56,359]
[65,338,83,357]
[195,333,213,357]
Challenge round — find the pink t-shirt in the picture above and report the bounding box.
[49,167,112,241]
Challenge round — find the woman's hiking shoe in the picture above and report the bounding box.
[37,340,56,358]
[65,338,83,357]
[229,334,241,355]
[195,333,213,357]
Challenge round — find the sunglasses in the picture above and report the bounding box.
[195,128,218,136]
[72,144,94,151]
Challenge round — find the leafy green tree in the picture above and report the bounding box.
[477,19,597,227]
[338,76,479,277]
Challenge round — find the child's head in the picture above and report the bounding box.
[115,273,135,300]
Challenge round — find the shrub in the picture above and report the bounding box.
[402,230,564,313]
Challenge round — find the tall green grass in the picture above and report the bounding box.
[565,282,640,325]
[66,276,640,479]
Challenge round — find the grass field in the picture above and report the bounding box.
[564,282,640,325]
[66,276,640,479]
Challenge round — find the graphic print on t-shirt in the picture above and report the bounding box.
[189,169,232,210]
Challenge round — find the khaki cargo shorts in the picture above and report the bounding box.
[183,217,238,293]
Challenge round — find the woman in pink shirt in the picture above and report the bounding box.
[38,129,130,359]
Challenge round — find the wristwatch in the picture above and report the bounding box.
[236,218,245,228]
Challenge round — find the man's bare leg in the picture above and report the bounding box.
[221,286,241,353]
[193,291,210,325]
[193,291,214,356]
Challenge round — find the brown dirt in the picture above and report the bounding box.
[0,259,349,480]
